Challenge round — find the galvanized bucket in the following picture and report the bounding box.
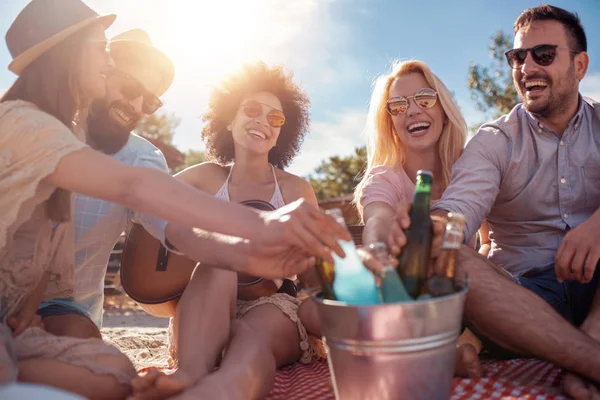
[315,285,468,400]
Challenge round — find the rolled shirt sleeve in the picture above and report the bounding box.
[432,124,512,242]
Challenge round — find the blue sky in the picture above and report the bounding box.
[1,0,599,176]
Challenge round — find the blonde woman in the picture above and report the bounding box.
[354,60,486,378]
[355,60,489,252]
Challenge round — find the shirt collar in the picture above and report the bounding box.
[524,94,586,136]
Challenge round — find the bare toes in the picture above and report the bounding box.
[563,373,593,400]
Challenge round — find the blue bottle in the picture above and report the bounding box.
[327,209,382,305]
[368,242,413,304]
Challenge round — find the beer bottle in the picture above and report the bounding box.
[315,258,336,300]
[327,208,382,305]
[397,170,433,298]
[427,212,466,297]
[368,242,412,303]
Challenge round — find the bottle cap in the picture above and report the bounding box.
[368,242,392,266]
[417,170,433,178]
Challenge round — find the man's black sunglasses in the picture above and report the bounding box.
[504,44,581,69]
[111,70,163,115]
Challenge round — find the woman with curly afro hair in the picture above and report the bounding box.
[131,62,327,400]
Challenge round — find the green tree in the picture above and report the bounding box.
[468,31,520,128]
[174,149,205,173]
[308,147,367,201]
[134,111,181,144]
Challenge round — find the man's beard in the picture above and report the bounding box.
[520,64,578,119]
[87,100,141,154]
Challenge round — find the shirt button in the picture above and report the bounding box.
[575,123,579,129]
[560,140,565,146]
[538,128,542,133]
[560,178,566,184]
[564,213,569,219]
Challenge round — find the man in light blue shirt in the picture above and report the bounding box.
[38,29,177,332]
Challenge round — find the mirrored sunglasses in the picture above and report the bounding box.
[386,88,438,116]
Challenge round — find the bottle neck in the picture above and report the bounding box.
[412,191,431,214]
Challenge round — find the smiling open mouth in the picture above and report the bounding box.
[407,122,431,135]
[247,128,267,140]
[111,106,134,124]
[524,80,548,93]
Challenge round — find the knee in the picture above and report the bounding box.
[70,322,101,340]
[230,320,274,361]
[188,266,237,296]
[234,319,279,372]
[43,315,101,339]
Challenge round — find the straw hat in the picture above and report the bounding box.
[109,29,175,97]
[6,0,116,75]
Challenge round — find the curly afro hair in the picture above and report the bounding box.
[201,62,310,169]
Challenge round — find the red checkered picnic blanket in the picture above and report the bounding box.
[267,358,567,400]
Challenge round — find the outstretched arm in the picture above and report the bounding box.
[48,148,350,265]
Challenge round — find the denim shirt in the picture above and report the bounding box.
[64,134,169,325]
[432,96,600,276]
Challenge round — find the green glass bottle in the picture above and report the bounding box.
[397,170,433,298]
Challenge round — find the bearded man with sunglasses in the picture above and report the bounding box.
[34,29,177,336]
[388,4,600,399]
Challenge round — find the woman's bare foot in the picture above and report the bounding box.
[171,371,247,400]
[128,367,193,400]
[454,344,482,379]
[563,373,600,400]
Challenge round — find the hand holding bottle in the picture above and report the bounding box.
[387,201,447,259]
[369,242,413,303]
[326,209,382,305]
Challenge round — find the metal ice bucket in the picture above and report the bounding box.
[315,284,468,400]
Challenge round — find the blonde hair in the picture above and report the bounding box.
[354,60,467,217]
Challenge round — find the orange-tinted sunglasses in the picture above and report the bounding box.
[242,100,286,128]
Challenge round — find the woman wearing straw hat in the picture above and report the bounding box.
[0,2,138,398]
[0,0,349,398]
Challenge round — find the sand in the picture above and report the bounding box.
[100,292,172,371]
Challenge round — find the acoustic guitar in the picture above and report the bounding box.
[120,200,281,317]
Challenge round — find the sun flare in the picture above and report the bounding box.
[142,0,280,80]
